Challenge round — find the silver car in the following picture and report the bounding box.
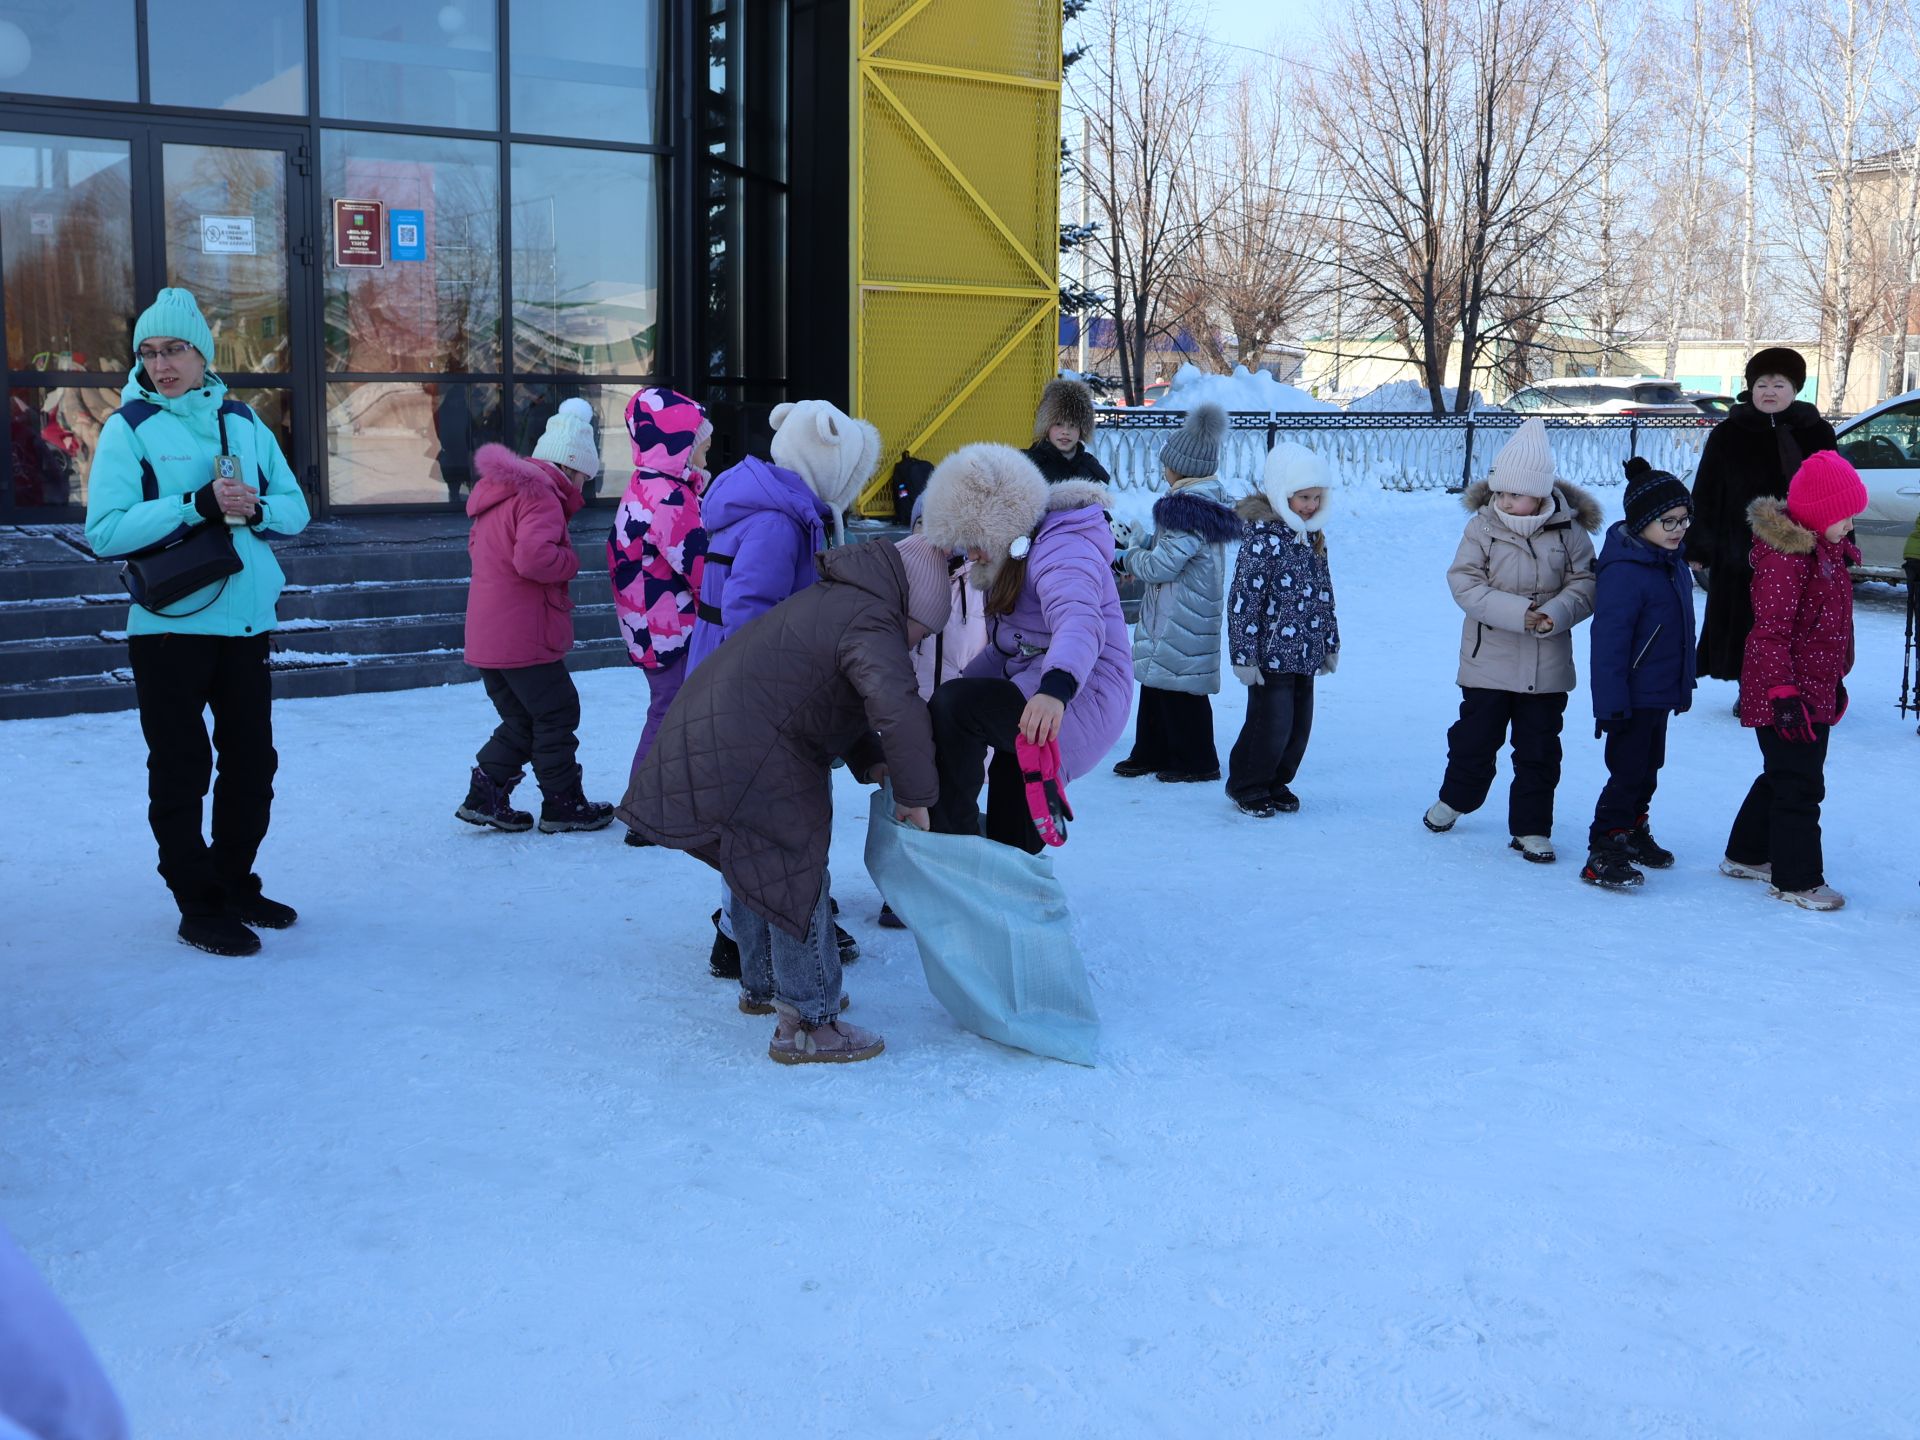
[1834,389,1920,578]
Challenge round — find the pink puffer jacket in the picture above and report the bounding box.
[463,443,584,668]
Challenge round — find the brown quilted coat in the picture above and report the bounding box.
[617,539,937,937]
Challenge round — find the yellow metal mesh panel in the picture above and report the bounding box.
[855,0,1062,516]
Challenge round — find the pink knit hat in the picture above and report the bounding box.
[894,535,952,632]
[1786,451,1868,536]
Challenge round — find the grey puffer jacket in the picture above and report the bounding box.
[1119,476,1244,695]
[1447,479,1601,694]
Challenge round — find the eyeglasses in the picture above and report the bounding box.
[137,342,195,363]
[1657,513,1693,533]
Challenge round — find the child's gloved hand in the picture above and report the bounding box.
[1835,681,1849,721]
[1594,714,1629,738]
[1232,664,1263,687]
[1768,687,1816,743]
[1318,651,1339,676]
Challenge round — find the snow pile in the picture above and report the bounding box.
[1347,378,1487,413]
[4,495,1920,1435]
[1159,362,1336,414]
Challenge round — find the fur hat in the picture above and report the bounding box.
[1621,456,1691,535]
[769,400,881,542]
[1785,450,1868,536]
[1262,441,1333,533]
[1033,378,1097,444]
[133,287,217,369]
[1744,347,1808,394]
[532,397,601,479]
[1161,402,1226,478]
[893,535,954,632]
[1487,417,1557,498]
[918,442,1050,585]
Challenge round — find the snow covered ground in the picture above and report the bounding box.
[5,488,1920,1438]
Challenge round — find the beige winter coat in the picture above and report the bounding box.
[1447,480,1601,694]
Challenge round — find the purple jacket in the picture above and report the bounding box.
[685,455,830,673]
[961,495,1132,781]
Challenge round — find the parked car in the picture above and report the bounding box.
[1834,388,1920,578]
[1686,392,1735,417]
[1502,377,1706,419]
[1141,381,1172,406]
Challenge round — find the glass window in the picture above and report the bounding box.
[225,387,298,486]
[511,0,663,144]
[325,379,502,503]
[9,384,119,507]
[0,0,136,102]
[164,144,291,374]
[148,0,306,112]
[704,0,786,180]
[511,380,641,502]
[321,131,502,373]
[1631,383,1684,404]
[510,145,659,376]
[318,0,496,129]
[1840,401,1920,470]
[1,134,135,372]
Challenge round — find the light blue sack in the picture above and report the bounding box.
[863,787,1100,1066]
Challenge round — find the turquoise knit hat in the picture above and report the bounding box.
[132,288,216,366]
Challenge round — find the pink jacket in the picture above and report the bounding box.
[609,387,710,669]
[463,443,585,668]
[1738,497,1858,727]
[910,562,988,698]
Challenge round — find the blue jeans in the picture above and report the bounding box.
[730,870,841,1025]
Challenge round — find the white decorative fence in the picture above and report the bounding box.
[1089,411,1716,499]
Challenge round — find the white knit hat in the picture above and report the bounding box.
[769,399,881,541]
[1487,417,1556,498]
[532,397,601,479]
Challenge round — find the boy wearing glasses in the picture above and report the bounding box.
[1580,458,1698,889]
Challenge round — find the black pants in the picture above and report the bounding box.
[476,661,583,797]
[1589,710,1670,844]
[1726,724,1829,892]
[1227,673,1314,803]
[1121,684,1219,775]
[1439,687,1568,837]
[128,633,278,917]
[927,677,1042,854]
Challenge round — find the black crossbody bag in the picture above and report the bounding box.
[114,402,249,615]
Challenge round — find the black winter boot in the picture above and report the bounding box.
[224,875,297,929]
[709,908,741,979]
[835,923,860,964]
[1581,832,1645,891]
[456,767,534,832]
[538,777,615,833]
[178,912,262,956]
[877,902,906,929]
[1622,817,1674,869]
[1270,784,1300,814]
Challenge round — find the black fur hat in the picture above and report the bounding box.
[1744,347,1807,393]
[1033,378,1097,443]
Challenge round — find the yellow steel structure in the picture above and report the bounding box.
[853,0,1062,516]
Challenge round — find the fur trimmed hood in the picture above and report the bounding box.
[1461,477,1602,534]
[920,442,1052,582]
[467,442,582,519]
[1033,377,1097,442]
[1746,495,1817,556]
[1152,485,1243,542]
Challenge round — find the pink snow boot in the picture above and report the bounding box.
[1014,736,1073,847]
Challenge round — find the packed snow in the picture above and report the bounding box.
[4,486,1919,1438]
[1158,361,1337,414]
[1346,379,1488,413]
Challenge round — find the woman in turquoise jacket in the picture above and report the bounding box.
[84,288,310,957]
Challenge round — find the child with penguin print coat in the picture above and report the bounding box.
[1224,442,1339,818]
[1112,402,1243,783]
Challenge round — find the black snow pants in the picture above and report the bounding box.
[1119,684,1219,776]
[1726,724,1830,893]
[927,677,1043,855]
[1226,672,1315,804]
[476,661,583,798]
[1438,686,1568,838]
[1589,709,1670,844]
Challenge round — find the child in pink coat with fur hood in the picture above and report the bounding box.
[457,398,616,836]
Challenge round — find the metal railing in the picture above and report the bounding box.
[1088,410,1715,497]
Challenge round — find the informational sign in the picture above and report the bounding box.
[389,209,426,262]
[332,198,384,268]
[29,212,54,236]
[200,215,257,255]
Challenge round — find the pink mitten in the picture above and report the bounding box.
[1014,736,1074,847]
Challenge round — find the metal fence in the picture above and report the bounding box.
[1088,410,1716,497]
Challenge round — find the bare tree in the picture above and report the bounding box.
[1578,0,1647,366]
[1068,0,1216,405]
[1651,1,1735,379]
[1731,0,1766,349]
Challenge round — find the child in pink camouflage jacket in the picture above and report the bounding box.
[608,388,713,791]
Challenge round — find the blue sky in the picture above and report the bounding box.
[1199,0,1326,52]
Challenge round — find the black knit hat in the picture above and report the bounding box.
[1744,346,1807,393]
[1622,456,1692,535]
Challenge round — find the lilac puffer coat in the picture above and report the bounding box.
[685,454,831,673]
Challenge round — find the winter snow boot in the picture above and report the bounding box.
[1622,817,1674,869]
[1769,883,1847,912]
[537,779,615,833]
[178,912,261,957]
[1270,785,1300,814]
[877,902,906,929]
[1509,835,1556,864]
[739,991,851,1017]
[1234,797,1278,819]
[623,828,652,848]
[1580,833,1644,891]
[223,876,297,929]
[1112,758,1155,778]
[835,924,860,964]
[768,1012,885,1065]
[1423,800,1461,833]
[456,766,534,832]
[1155,768,1221,784]
[709,909,741,980]
[1719,857,1772,882]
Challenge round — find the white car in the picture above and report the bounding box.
[1834,388,1920,577]
[1502,376,1706,418]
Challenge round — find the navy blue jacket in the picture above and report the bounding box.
[1588,521,1698,720]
